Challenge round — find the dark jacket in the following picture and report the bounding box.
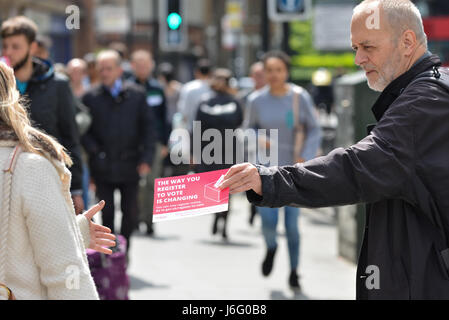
[131,76,169,146]
[24,57,83,191]
[81,81,156,184]
[195,91,243,173]
[247,54,449,299]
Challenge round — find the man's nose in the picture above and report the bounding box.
[354,50,368,66]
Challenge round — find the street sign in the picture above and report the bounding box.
[225,1,243,31]
[268,0,311,22]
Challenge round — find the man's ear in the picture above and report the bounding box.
[402,30,417,56]
[29,41,38,56]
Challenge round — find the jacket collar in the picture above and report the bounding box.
[101,79,129,99]
[371,53,442,122]
[30,57,54,83]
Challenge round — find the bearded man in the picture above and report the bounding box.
[219,0,449,299]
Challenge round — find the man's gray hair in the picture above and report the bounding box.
[354,0,428,49]
[96,49,122,66]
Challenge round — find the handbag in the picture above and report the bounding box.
[291,85,306,163]
[0,145,23,300]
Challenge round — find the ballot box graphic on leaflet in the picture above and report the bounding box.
[153,169,229,222]
[204,181,229,202]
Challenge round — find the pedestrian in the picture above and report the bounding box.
[242,50,322,291]
[108,42,134,80]
[157,62,182,133]
[156,62,186,178]
[34,34,52,61]
[238,61,266,105]
[177,58,212,134]
[1,16,85,215]
[130,49,168,236]
[67,58,93,208]
[67,58,90,99]
[219,0,449,299]
[83,52,100,88]
[0,60,115,300]
[195,68,244,240]
[81,50,156,252]
[242,61,267,226]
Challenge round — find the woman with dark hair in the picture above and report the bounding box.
[195,68,243,240]
[244,50,322,291]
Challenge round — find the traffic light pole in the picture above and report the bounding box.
[262,0,270,53]
[153,0,160,63]
[281,22,290,54]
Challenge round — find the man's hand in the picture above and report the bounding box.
[83,200,116,255]
[72,194,85,215]
[218,163,262,195]
[137,163,151,177]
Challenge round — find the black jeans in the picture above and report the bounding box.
[95,181,139,251]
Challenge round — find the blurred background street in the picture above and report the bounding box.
[124,193,357,300]
[1,0,448,300]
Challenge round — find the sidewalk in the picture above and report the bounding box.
[126,193,357,300]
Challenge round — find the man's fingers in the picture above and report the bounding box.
[220,164,256,190]
[227,174,253,193]
[230,181,255,194]
[84,200,105,220]
[220,164,252,189]
[222,164,248,181]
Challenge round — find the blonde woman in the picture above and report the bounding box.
[0,61,115,300]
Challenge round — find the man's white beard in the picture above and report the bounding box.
[367,73,390,92]
[367,52,401,92]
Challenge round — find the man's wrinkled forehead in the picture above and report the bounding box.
[351,1,387,31]
[351,1,391,42]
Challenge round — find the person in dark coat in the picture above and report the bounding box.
[218,0,449,299]
[1,16,84,214]
[129,49,168,236]
[81,50,156,251]
[195,68,243,240]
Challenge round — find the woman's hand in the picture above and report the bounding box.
[83,200,116,255]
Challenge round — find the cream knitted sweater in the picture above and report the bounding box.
[0,141,99,299]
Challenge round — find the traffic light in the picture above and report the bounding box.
[268,0,311,22]
[159,0,187,52]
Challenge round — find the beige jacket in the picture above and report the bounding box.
[0,140,99,300]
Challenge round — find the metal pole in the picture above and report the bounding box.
[281,22,290,54]
[261,0,269,53]
[153,0,160,63]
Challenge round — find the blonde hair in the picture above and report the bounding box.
[0,61,72,166]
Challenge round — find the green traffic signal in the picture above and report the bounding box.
[167,12,182,30]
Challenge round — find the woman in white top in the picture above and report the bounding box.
[0,60,115,300]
